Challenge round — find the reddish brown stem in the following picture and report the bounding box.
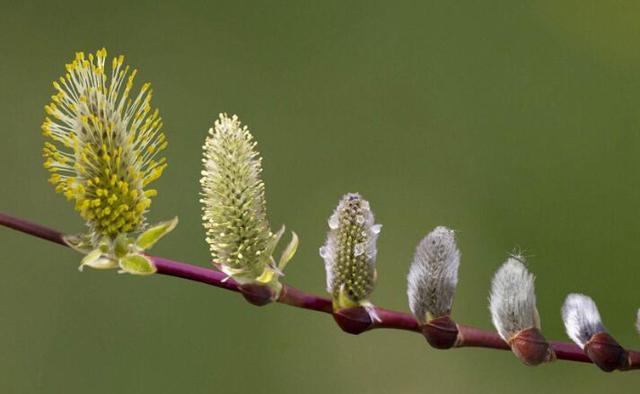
[455,325,592,361]
[0,212,66,246]
[456,324,511,350]
[1,211,638,371]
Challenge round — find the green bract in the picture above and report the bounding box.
[64,216,178,275]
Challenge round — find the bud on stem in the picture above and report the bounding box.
[562,293,628,371]
[584,332,628,372]
[407,226,461,349]
[332,307,375,335]
[421,315,459,349]
[489,255,555,365]
[238,283,278,307]
[508,327,555,366]
[320,193,381,326]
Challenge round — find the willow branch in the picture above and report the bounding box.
[1,211,638,371]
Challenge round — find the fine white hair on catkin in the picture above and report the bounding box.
[636,309,640,336]
[319,193,381,303]
[489,255,539,341]
[407,226,460,323]
[561,293,605,349]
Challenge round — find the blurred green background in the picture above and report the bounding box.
[1,1,640,392]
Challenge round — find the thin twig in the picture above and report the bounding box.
[1,211,637,370]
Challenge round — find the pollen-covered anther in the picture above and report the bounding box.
[561,293,628,372]
[320,193,381,325]
[42,48,167,239]
[489,255,555,366]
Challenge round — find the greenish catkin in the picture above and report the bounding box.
[320,193,381,305]
[200,113,276,281]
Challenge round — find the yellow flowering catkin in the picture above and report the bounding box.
[42,48,167,239]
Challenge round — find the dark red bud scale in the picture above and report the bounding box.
[333,307,374,335]
[422,315,459,349]
[585,332,628,372]
[239,283,276,306]
[508,327,556,366]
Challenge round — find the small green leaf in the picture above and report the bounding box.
[255,266,277,284]
[119,254,157,275]
[272,225,285,244]
[98,237,110,253]
[334,285,360,310]
[277,231,299,272]
[79,248,118,271]
[63,233,93,254]
[114,234,130,258]
[135,217,179,250]
[264,224,285,258]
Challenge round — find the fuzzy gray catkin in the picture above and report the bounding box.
[561,293,606,349]
[407,226,460,323]
[489,255,540,341]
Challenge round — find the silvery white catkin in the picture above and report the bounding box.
[561,294,606,349]
[407,226,460,323]
[489,255,540,341]
[637,309,640,335]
